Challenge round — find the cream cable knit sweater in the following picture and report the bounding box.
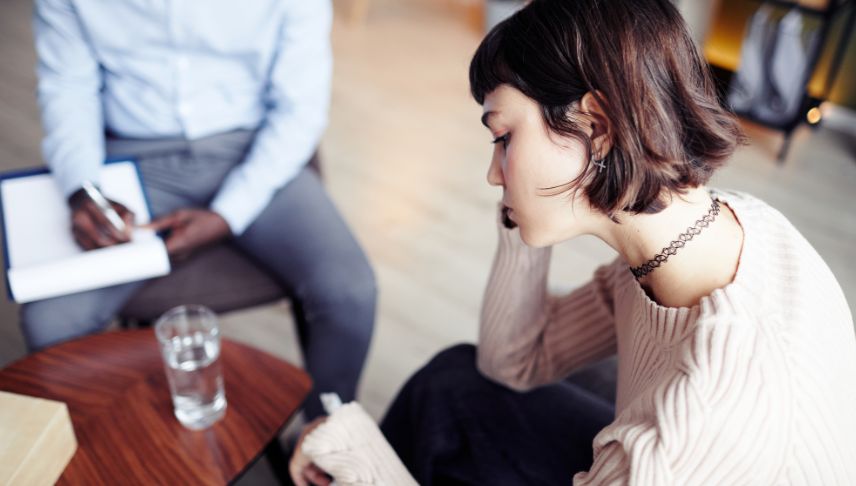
[302,190,856,485]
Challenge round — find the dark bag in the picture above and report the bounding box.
[728,6,820,126]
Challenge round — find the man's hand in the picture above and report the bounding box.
[146,209,231,262]
[290,417,333,486]
[68,187,135,250]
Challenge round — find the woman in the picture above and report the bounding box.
[290,0,856,484]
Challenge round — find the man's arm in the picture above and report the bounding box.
[34,0,104,198]
[210,0,333,236]
[35,0,137,248]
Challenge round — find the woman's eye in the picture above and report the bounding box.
[491,134,509,148]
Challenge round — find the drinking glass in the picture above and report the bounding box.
[154,305,226,430]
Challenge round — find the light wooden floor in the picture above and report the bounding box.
[1,1,855,481]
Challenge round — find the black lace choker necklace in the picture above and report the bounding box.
[630,198,721,279]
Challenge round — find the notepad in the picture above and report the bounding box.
[1,161,171,303]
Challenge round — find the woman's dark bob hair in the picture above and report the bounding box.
[470,0,744,215]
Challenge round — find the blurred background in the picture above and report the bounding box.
[1,0,854,482]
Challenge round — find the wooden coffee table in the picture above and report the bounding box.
[0,329,312,484]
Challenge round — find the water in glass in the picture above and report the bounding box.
[156,305,226,430]
[163,333,225,429]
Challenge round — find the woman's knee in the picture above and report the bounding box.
[410,343,480,386]
[427,343,477,370]
[387,344,479,411]
[385,343,494,433]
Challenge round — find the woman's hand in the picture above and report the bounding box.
[289,417,333,486]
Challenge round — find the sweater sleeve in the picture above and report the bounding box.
[574,315,789,485]
[301,402,418,486]
[477,214,620,391]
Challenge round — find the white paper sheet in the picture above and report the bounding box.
[1,161,171,303]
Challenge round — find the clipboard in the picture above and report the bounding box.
[0,159,171,303]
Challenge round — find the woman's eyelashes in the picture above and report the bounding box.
[491,133,510,149]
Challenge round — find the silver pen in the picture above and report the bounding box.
[81,181,128,234]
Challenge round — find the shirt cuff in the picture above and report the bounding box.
[51,161,102,200]
[209,181,276,236]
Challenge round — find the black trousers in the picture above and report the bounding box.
[380,344,616,485]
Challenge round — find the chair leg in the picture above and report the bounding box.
[117,318,153,329]
[777,133,793,164]
[264,437,293,485]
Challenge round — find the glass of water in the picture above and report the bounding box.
[155,305,227,430]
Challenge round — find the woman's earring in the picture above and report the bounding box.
[592,154,606,173]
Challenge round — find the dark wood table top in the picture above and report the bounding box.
[0,329,312,485]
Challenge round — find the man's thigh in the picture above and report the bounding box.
[106,130,255,214]
[234,167,373,294]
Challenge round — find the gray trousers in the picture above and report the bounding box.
[20,130,377,419]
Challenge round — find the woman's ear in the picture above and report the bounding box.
[580,91,613,158]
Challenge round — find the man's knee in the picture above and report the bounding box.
[20,294,115,351]
[299,258,378,314]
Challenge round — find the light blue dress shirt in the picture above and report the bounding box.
[33,0,333,235]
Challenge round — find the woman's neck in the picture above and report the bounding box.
[596,187,744,308]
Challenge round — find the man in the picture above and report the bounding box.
[24,0,376,420]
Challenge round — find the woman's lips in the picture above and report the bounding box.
[501,205,518,229]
